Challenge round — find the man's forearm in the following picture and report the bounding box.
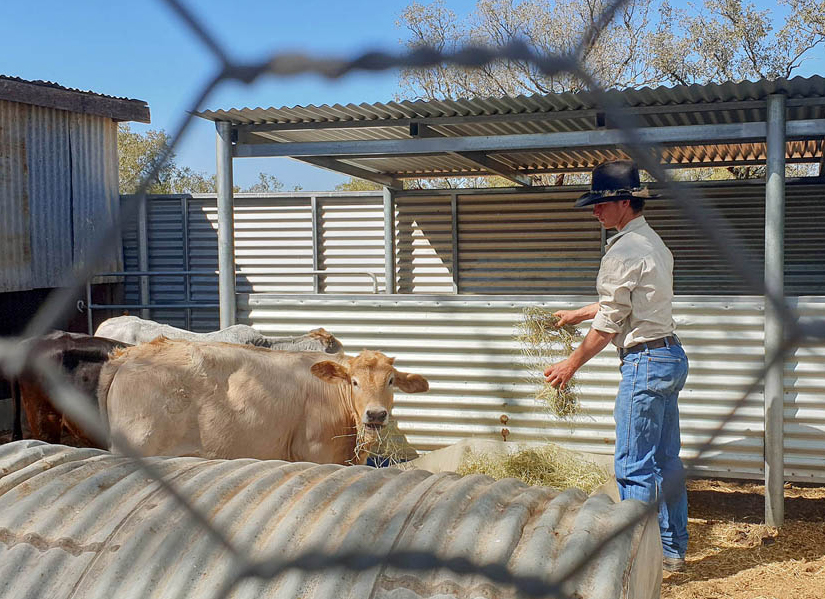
[569,327,615,369]
[576,302,600,321]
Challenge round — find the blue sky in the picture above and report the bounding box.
[2,0,822,191]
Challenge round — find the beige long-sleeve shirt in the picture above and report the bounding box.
[591,215,676,349]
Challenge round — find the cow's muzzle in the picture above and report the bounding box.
[363,408,389,431]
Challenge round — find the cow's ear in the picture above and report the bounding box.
[393,370,429,393]
[311,361,350,384]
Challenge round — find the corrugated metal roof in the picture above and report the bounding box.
[197,76,825,177]
[0,441,660,599]
[199,75,825,125]
[0,75,150,123]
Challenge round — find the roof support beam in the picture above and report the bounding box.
[409,121,532,186]
[233,119,825,159]
[451,151,532,186]
[293,156,403,190]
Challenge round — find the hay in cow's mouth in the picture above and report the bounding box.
[364,422,383,431]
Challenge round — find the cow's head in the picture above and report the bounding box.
[310,350,428,438]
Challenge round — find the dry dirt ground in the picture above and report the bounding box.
[663,479,825,599]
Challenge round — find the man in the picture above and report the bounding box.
[543,160,689,573]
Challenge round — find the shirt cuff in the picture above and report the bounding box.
[592,310,624,334]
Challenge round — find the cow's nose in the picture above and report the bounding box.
[366,409,388,423]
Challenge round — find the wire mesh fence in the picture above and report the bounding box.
[0,0,817,596]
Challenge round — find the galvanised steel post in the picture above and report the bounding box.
[765,93,786,527]
[137,194,150,321]
[216,121,236,328]
[383,187,396,294]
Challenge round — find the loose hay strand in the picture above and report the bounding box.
[516,307,583,417]
[456,444,610,494]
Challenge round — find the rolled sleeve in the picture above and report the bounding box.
[592,256,639,334]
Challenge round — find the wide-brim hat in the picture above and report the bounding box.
[575,160,660,207]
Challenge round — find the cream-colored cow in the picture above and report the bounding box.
[97,338,428,465]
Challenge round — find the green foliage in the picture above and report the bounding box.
[117,124,287,195]
[244,172,284,193]
[398,0,825,95]
[334,177,383,191]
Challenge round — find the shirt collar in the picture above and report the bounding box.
[605,215,647,247]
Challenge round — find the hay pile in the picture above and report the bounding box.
[515,307,582,417]
[456,443,610,493]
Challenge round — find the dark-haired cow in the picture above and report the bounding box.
[98,338,429,465]
[11,331,129,446]
[95,315,343,353]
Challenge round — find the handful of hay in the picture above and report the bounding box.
[515,307,582,417]
[456,444,609,494]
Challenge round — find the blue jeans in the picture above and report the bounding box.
[614,342,689,558]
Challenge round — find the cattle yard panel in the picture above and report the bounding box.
[116,187,825,482]
[238,294,825,483]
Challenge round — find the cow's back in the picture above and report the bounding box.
[95,315,196,344]
[100,339,351,462]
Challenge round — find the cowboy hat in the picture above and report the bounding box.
[575,160,659,208]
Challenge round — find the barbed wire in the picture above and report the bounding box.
[0,0,818,596]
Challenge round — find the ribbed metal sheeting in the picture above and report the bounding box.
[641,181,825,295]
[0,441,658,599]
[0,100,120,293]
[0,100,32,292]
[239,295,825,482]
[68,112,121,281]
[123,193,388,330]
[198,75,825,127]
[26,105,72,288]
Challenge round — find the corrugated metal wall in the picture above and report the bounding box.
[0,100,121,292]
[69,113,121,281]
[26,106,72,287]
[0,100,34,291]
[239,294,825,483]
[124,192,388,329]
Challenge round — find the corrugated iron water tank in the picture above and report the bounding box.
[0,441,661,599]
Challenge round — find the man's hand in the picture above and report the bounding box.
[553,310,580,327]
[553,302,599,327]
[544,358,579,389]
[543,327,615,389]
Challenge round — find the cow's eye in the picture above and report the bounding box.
[352,378,359,388]
[388,377,394,386]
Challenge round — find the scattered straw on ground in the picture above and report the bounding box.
[662,479,825,599]
[456,443,610,493]
[515,307,582,417]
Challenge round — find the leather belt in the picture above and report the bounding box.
[618,335,679,359]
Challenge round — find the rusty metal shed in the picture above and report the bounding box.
[0,75,150,294]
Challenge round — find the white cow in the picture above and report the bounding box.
[97,338,429,465]
[95,315,342,353]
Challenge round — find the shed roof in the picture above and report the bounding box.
[0,75,150,123]
[197,76,825,186]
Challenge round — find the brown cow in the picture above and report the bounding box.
[97,338,428,464]
[11,331,128,446]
